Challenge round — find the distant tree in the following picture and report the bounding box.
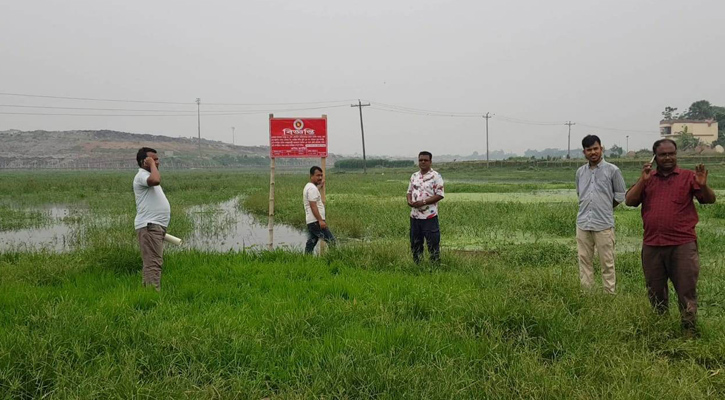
[635,148,652,157]
[609,144,623,158]
[713,130,725,148]
[682,100,714,120]
[661,106,679,120]
[712,105,725,146]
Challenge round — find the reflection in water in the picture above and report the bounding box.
[0,199,307,253]
[0,205,80,252]
[184,198,307,252]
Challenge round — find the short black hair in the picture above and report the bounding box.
[418,151,432,160]
[653,139,677,154]
[136,147,157,167]
[310,166,322,175]
[581,135,601,149]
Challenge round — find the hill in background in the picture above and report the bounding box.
[0,130,337,169]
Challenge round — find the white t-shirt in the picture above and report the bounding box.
[303,182,325,224]
[133,168,171,230]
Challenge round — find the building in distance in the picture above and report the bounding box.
[659,119,719,145]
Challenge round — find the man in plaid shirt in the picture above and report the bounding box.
[625,139,716,336]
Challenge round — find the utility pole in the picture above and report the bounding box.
[626,135,629,154]
[565,121,575,159]
[196,98,202,158]
[483,112,492,168]
[231,126,236,145]
[351,99,371,173]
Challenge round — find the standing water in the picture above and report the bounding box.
[183,197,307,252]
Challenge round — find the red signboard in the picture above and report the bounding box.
[269,117,328,158]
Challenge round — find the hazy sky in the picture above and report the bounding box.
[2,0,723,157]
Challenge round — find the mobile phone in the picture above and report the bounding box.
[649,155,656,165]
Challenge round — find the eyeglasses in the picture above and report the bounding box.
[418,159,431,162]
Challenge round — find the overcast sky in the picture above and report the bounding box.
[1,0,723,157]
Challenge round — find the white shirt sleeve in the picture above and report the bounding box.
[304,186,311,202]
[135,170,150,188]
[305,185,320,202]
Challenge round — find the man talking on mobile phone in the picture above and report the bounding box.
[133,147,171,291]
[625,139,716,337]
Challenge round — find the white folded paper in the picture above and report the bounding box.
[164,233,182,245]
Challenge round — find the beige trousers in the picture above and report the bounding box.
[576,227,616,294]
[137,223,166,291]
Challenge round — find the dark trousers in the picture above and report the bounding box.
[642,242,700,329]
[305,221,335,254]
[410,216,440,263]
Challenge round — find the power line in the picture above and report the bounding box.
[369,105,481,118]
[0,91,356,107]
[375,102,481,117]
[203,99,356,106]
[0,92,192,105]
[0,103,352,114]
[0,92,663,135]
[0,104,351,117]
[577,123,656,135]
[496,115,563,126]
[0,104,194,112]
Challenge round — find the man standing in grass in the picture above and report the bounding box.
[407,151,445,264]
[133,147,170,291]
[625,139,716,336]
[575,135,627,294]
[304,166,335,254]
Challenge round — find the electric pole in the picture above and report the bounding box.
[626,135,629,154]
[483,113,492,168]
[351,99,371,173]
[565,121,575,159]
[231,126,236,145]
[196,98,202,158]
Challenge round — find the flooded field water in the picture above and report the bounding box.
[0,198,307,253]
[0,205,83,252]
[183,197,306,251]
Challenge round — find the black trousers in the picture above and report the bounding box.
[642,242,700,329]
[410,216,440,263]
[305,221,336,254]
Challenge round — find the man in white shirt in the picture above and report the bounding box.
[133,147,171,291]
[407,151,445,264]
[304,166,335,254]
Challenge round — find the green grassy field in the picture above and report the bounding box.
[1,162,724,399]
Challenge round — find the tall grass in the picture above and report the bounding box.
[0,165,724,398]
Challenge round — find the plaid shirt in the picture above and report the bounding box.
[575,159,627,231]
[640,167,703,246]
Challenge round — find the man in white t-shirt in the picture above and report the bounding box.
[303,166,335,254]
[133,147,171,290]
[407,151,445,264]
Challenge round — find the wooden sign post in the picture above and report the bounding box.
[319,115,327,254]
[267,114,276,250]
[268,114,328,251]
